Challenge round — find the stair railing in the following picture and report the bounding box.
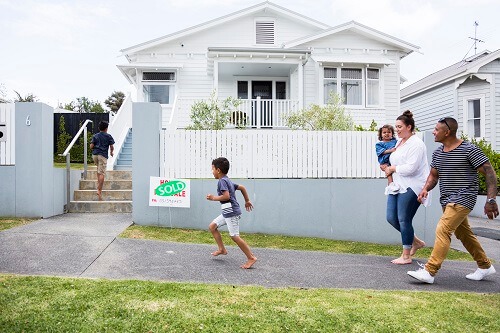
[60,119,93,212]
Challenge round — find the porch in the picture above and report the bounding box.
[165,97,300,129]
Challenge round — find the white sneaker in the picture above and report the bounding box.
[466,266,496,281]
[407,268,434,284]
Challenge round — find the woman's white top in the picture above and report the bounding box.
[388,134,431,205]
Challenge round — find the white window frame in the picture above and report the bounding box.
[463,95,485,139]
[322,66,382,108]
[140,70,177,105]
[366,68,380,107]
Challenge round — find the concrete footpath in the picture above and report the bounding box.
[0,213,498,293]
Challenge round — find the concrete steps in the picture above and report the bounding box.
[68,169,132,213]
[114,128,132,171]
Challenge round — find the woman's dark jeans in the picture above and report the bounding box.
[386,188,421,249]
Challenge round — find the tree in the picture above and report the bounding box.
[54,115,72,163]
[63,97,105,113]
[14,90,38,102]
[186,91,241,130]
[286,93,354,131]
[0,83,8,103]
[104,91,125,113]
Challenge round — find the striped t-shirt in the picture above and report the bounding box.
[430,141,489,209]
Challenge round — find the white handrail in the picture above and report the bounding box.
[60,119,93,212]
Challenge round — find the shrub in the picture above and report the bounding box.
[461,135,500,194]
[286,93,353,131]
[186,92,241,130]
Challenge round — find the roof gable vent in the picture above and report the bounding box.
[256,20,275,45]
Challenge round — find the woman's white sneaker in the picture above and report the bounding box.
[465,266,496,281]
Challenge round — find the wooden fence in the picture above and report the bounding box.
[160,129,385,179]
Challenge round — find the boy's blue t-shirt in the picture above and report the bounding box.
[217,175,242,218]
[91,132,115,159]
[375,138,397,165]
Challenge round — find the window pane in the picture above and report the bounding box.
[143,72,175,81]
[367,80,379,105]
[324,68,337,79]
[473,99,480,118]
[237,81,248,99]
[276,82,286,100]
[324,80,337,104]
[367,68,379,79]
[341,68,362,79]
[474,119,481,137]
[341,80,361,105]
[143,85,171,104]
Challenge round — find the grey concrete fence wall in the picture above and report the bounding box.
[132,103,443,246]
[0,103,80,218]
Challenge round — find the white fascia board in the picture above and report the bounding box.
[284,21,420,55]
[311,55,394,65]
[120,1,329,56]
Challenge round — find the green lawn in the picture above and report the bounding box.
[120,225,473,260]
[0,218,35,231]
[0,274,498,332]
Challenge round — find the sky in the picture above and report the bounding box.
[1,0,499,108]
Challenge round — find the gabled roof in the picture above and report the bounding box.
[283,20,420,56]
[120,1,330,56]
[401,49,500,99]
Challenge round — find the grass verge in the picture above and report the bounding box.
[0,218,35,231]
[120,225,473,260]
[0,274,498,332]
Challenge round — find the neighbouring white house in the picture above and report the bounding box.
[109,1,419,169]
[401,49,500,151]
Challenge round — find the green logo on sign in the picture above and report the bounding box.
[155,180,186,196]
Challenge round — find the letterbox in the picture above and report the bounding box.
[0,122,7,142]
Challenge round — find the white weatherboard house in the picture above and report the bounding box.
[401,49,500,151]
[110,1,419,169]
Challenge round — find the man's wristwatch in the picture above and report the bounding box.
[487,198,497,205]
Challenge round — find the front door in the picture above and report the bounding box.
[252,81,273,127]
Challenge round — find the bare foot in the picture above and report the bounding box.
[241,257,257,269]
[96,192,102,201]
[391,257,412,265]
[211,249,227,256]
[410,240,426,256]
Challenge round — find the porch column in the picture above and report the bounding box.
[298,62,304,108]
[213,60,219,96]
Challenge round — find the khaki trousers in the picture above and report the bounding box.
[425,203,491,276]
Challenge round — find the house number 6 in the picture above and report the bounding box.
[26,115,31,126]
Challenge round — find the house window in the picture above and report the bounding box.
[276,82,286,99]
[466,98,482,138]
[237,81,248,99]
[142,71,176,104]
[256,20,275,45]
[323,68,337,103]
[323,67,379,107]
[341,68,362,106]
[366,68,380,106]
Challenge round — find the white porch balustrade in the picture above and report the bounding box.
[170,97,300,129]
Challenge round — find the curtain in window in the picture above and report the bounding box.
[324,68,337,103]
[366,68,379,106]
[143,85,172,104]
[341,69,362,105]
[467,99,481,137]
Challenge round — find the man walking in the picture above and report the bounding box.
[90,121,114,201]
[408,117,497,284]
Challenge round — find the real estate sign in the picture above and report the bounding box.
[149,177,190,208]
